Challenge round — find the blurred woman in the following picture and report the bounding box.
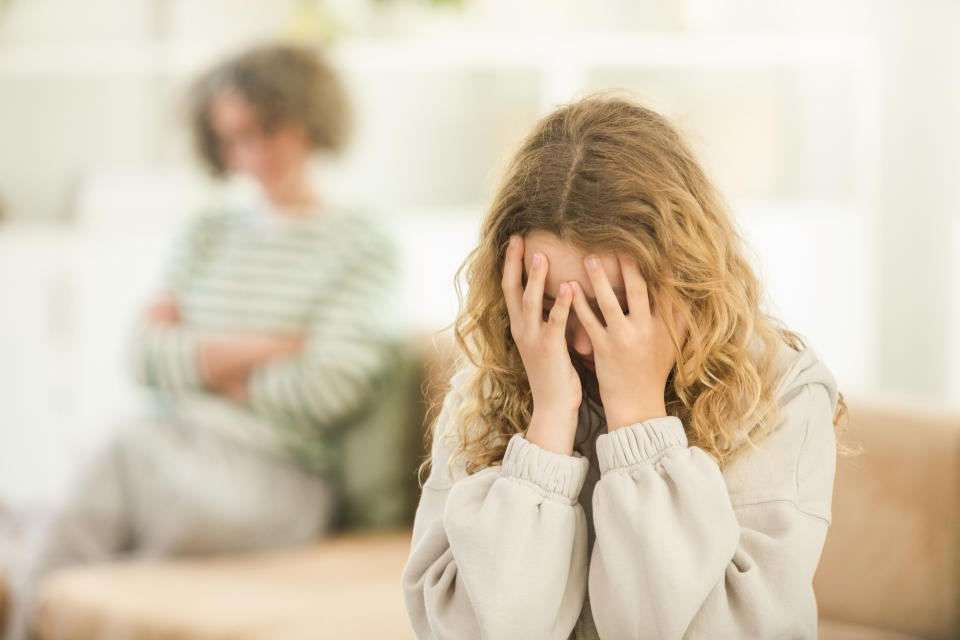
[4,43,401,640]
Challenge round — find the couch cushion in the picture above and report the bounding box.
[332,339,423,531]
[818,617,925,639]
[813,396,960,639]
[0,568,6,632]
[33,530,415,640]
[334,331,458,532]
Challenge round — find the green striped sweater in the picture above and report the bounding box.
[126,204,403,474]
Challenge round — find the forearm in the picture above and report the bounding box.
[526,407,580,455]
[207,368,250,404]
[588,415,826,639]
[197,332,302,390]
[404,434,591,639]
[589,418,738,638]
[245,337,400,428]
[128,322,301,398]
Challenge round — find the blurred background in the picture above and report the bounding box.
[0,0,957,510]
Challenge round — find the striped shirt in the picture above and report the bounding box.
[126,203,403,474]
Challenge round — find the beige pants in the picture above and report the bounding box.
[3,414,336,640]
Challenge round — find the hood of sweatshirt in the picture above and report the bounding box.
[721,333,840,454]
[770,337,839,417]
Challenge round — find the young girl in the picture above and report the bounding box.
[402,93,850,639]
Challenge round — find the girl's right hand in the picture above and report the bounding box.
[501,234,582,455]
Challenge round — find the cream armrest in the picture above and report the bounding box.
[33,530,416,640]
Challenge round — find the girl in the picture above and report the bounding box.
[3,44,400,640]
[402,92,850,639]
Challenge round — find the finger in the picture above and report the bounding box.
[522,251,548,326]
[583,255,626,328]
[618,252,651,320]
[544,282,572,337]
[501,235,524,327]
[569,281,605,340]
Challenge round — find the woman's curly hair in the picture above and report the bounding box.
[421,90,852,483]
[189,42,351,175]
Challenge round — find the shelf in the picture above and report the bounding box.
[0,33,878,76]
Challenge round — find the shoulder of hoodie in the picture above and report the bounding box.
[767,333,839,415]
[422,360,487,491]
[722,333,839,512]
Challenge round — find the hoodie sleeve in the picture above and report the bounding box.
[401,367,591,640]
[587,349,839,639]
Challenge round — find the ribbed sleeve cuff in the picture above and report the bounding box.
[596,416,688,473]
[501,433,590,503]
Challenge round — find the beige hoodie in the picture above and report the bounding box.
[402,338,839,639]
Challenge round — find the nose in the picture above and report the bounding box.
[567,315,594,360]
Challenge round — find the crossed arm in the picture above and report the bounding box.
[128,237,400,431]
[132,291,304,404]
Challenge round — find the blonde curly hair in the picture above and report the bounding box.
[422,90,852,483]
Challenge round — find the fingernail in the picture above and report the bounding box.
[585,256,599,269]
[532,253,542,267]
[558,283,569,296]
[509,235,518,247]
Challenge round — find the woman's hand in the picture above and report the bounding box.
[144,293,181,325]
[502,234,581,455]
[569,252,685,432]
[199,332,306,401]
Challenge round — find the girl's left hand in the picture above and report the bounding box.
[569,253,686,432]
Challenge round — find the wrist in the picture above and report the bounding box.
[198,335,260,386]
[216,374,249,404]
[502,433,590,502]
[526,407,579,455]
[604,398,667,432]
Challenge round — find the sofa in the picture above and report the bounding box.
[813,395,960,639]
[1,333,958,639]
